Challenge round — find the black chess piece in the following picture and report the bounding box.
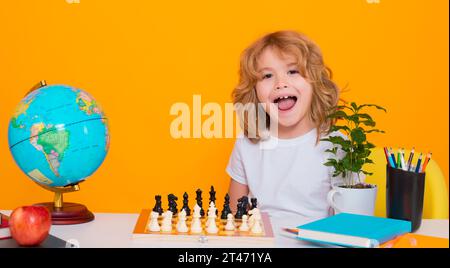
[235,200,243,219]
[167,193,178,215]
[209,186,218,215]
[195,188,205,217]
[152,195,164,215]
[239,196,249,215]
[209,186,216,204]
[251,197,258,210]
[181,192,191,216]
[221,193,232,220]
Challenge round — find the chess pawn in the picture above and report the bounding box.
[224,213,236,231]
[239,215,249,232]
[161,211,173,232]
[147,211,161,232]
[176,209,189,233]
[250,216,263,234]
[248,208,261,228]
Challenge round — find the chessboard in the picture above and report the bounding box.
[132,209,275,246]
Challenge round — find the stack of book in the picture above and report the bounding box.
[1,213,12,240]
[295,213,412,248]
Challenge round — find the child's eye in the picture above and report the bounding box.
[262,73,273,79]
[288,69,299,75]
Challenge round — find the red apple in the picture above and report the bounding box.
[9,205,51,246]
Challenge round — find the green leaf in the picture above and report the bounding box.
[360,120,376,127]
[348,114,360,124]
[351,102,358,112]
[342,157,353,170]
[351,128,366,143]
[366,142,376,149]
[323,159,337,166]
[366,129,385,134]
[356,113,373,121]
[325,147,338,155]
[330,125,351,133]
[327,110,349,119]
[327,136,352,149]
[358,104,387,113]
[362,170,374,176]
[337,105,353,112]
[354,145,365,154]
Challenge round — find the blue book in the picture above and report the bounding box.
[296,213,411,248]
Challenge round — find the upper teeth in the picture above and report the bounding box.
[278,96,291,100]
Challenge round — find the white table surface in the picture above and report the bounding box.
[1,210,448,248]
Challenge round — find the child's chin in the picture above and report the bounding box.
[277,118,301,129]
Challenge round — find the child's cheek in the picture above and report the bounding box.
[255,84,272,104]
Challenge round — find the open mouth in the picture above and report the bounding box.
[274,96,298,111]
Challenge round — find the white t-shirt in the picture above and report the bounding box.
[226,128,345,222]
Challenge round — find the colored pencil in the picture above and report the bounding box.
[421,152,432,173]
[389,147,397,168]
[400,149,407,171]
[406,147,415,171]
[383,147,389,163]
[397,150,402,169]
[415,153,423,173]
[384,147,393,167]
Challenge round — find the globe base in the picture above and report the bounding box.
[34,202,95,225]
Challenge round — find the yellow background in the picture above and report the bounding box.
[0,0,448,213]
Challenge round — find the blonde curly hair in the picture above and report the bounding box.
[232,30,340,144]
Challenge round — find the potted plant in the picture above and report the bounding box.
[322,101,386,216]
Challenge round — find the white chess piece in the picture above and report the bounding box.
[190,204,203,234]
[176,209,189,233]
[239,215,249,232]
[248,208,261,229]
[147,211,161,232]
[250,212,263,234]
[161,211,173,232]
[224,213,236,231]
[206,214,218,234]
[206,202,217,227]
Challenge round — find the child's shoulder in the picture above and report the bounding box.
[234,133,257,148]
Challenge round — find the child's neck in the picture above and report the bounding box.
[275,117,315,139]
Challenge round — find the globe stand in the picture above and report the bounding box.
[33,182,95,225]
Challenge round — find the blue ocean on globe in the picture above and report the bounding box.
[8,85,110,187]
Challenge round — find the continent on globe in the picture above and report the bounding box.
[30,123,70,177]
[11,90,41,129]
[75,90,104,117]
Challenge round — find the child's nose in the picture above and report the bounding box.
[275,76,289,90]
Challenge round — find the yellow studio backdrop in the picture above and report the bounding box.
[0,0,448,213]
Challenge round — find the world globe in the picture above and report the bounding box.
[8,84,110,188]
